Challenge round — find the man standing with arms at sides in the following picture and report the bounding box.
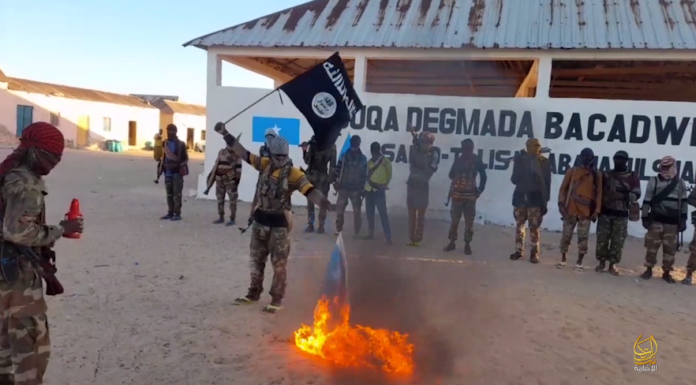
[159,124,188,221]
[595,151,641,275]
[333,135,367,237]
[213,122,333,314]
[444,139,487,255]
[249,129,278,223]
[557,148,603,271]
[205,146,242,225]
[302,136,336,234]
[510,138,551,263]
[0,122,84,385]
[640,156,688,284]
[406,131,439,247]
[363,142,393,244]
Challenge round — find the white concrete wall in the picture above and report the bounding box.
[201,85,696,240]
[0,89,160,148]
[172,112,206,147]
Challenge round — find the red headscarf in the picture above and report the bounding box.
[0,122,65,177]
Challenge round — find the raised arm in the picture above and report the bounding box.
[2,182,63,247]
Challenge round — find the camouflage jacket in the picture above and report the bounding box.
[303,143,336,182]
[1,167,64,247]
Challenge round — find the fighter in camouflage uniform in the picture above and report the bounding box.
[204,147,242,225]
[213,122,333,314]
[509,138,552,263]
[301,137,336,234]
[640,156,687,284]
[248,129,277,224]
[0,123,84,385]
[443,139,487,255]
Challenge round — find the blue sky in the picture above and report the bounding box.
[0,0,306,105]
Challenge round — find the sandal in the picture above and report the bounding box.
[556,261,566,268]
[233,297,257,306]
[573,264,584,272]
[262,304,282,314]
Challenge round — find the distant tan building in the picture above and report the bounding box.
[134,95,207,151]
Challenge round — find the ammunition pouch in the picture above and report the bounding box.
[0,242,21,284]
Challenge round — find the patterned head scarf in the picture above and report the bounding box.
[269,136,290,167]
[264,128,277,148]
[525,138,541,156]
[659,156,677,179]
[418,131,435,149]
[0,122,64,177]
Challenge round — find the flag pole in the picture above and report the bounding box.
[223,88,280,125]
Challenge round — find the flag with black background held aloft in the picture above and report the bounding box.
[279,52,363,152]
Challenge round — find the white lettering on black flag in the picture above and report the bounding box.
[279,52,363,151]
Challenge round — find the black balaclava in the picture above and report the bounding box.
[166,124,178,140]
[613,150,629,172]
[350,135,361,151]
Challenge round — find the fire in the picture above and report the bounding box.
[293,296,414,375]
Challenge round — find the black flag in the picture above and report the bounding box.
[279,52,363,151]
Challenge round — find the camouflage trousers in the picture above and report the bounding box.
[215,174,238,220]
[247,222,291,302]
[595,215,629,264]
[0,271,50,385]
[513,207,543,256]
[644,222,678,272]
[335,189,362,234]
[560,216,592,255]
[686,228,696,272]
[448,200,476,243]
[307,177,330,228]
[164,174,184,215]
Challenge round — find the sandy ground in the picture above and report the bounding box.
[10,148,694,385]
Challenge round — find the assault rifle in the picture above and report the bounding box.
[501,147,552,162]
[13,244,64,296]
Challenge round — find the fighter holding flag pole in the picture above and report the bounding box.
[212,52,362,314]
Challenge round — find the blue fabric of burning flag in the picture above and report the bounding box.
[321,233,349,306]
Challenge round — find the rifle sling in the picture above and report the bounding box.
[650,177,678,206]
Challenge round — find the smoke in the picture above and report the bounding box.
[324,238,500,385]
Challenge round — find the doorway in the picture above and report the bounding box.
[186,128,194,149]
[128,121,137,146]
[16,105,34,136]
[76,116,90,146]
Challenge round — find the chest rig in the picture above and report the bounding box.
[255,162,292,212]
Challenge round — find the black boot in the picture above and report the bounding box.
[510,251,523,260]
[464,242,472,255]
[443,241,455,252]
[662,270,676,284]
[640,267,653,280]
[213,215,224,224]
[594,260,606,272]
[305,224,315,233]
[530,253,540,264]
[316,225,325,234]
[607,263,620,276]
[682,271,693,285]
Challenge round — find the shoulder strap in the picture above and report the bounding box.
[367,157,384,178]
[651,177,679,205]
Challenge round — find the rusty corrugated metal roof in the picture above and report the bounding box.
[184,0,696,50]
[8,77,156,109]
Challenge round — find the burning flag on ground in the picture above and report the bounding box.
[294,234,415,376]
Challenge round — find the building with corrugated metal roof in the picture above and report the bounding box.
[185,0,696,240]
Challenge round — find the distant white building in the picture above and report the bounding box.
[0,68,159,149]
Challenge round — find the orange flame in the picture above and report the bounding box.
[294,296,414,375]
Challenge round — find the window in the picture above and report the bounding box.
[103,117,111,132]
[201,130,206,140]
[16,105,33,136]
[50,112,60,126]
